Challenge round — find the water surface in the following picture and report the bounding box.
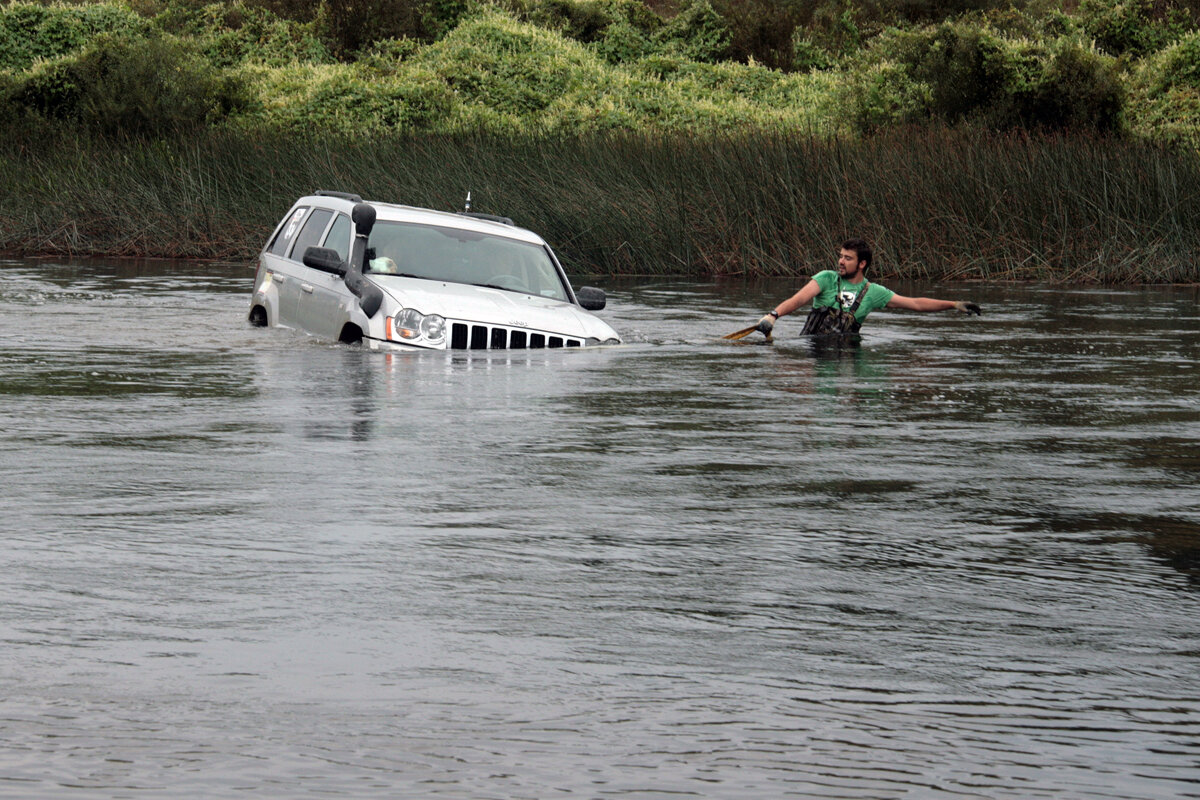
[1,258,1198,798]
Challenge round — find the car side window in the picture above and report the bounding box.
[322,213,351,263]
[268,206,308,257]
[289,208,335,262]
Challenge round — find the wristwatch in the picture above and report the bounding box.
[768,311,780,318]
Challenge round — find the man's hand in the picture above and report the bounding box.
[953,301,981,316]
[756,313,776,335]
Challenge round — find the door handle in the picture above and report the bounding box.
[301,283,314,294]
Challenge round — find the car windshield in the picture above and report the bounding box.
[365,221,569,302]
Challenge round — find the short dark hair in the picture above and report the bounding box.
[842,238,872,271]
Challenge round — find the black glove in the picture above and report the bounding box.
[756,313,777,334]
[953,301,981,316]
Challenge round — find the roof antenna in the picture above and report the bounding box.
[464,191,471,212]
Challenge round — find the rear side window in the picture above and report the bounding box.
[291,208,334,262]
[268,206,308,257]
[322,214,351,262]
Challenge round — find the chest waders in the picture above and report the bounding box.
[799,279,869,336]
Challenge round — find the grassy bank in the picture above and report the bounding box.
[4,2,1200,283]
[2,126,1198,282]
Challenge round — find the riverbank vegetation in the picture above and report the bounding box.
[3,0,1200,281]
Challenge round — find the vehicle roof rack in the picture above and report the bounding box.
[314,190,363,202]
[459,212,514,226]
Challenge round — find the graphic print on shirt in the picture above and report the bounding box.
[838,288,861,310]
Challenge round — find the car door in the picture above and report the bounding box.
[302,211,355,341]
[261,205,310,328]
[285,207,345,339]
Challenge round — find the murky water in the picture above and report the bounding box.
[1,257,1198,799]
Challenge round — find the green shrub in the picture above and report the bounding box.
[1022,37,1125,131]
[410,11,612,115]
[527,0,617,40]
[1130,85,1200,146]
[356,36,427,74]
[7,58,85,122]
[791,34,836,72]
[879,0,1010,24]
[653,0,730,62]
[881,23,1018,122]
[856,22,1125,133]
[0,1,150,71]
[424,0,476,39]
[979,3,1076,39]
[242,0,322,22]
[1078,0,1193,56]
[1140,28,1200,90]
[314,0,475,57]
[521,0,662,38]
[792,0,860,71]
[247,11,623,134]
[270,65,457,132]
[513,0,669,62]
[593,18,655,62]
[712,0,803,70]
[8,32,252,137]
[843,60,931,132]
[153,2,332,66]
[316,0,411,56]
[1127,30,1200,144]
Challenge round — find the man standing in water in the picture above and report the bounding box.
[754,238,981,337]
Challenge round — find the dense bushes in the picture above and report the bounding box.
[153,2,332,66]
[0,0,1199,141]
[882,23,1018,124]
[0,2,150,70]
[231,10,835,134]
[516,0,733,63]
[1079,0,1193,56]
[846,22,1125,133]
[1032,38,1125,130]
[711,0,800,69]
[5,31,251,136]
[313,0,474,56]
[1129,29,1200,144]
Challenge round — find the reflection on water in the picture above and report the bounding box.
[0,259,1198,799]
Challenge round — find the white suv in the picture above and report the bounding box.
[248,192,621,350]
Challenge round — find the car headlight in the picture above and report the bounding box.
[393,308,423,340]
[420,314,446,341]
[390,308,446,343]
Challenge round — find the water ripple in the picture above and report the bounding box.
[1,265,1198,797]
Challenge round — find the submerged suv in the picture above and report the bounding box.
[248,192,621,350]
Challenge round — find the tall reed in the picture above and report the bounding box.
[2,126,1198,282]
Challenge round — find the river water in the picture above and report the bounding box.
[1,257,1198,799]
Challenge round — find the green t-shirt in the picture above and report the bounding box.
[811,270,895,324]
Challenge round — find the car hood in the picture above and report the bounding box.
[373,277,620,341]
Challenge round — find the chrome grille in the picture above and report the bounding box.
[450,322,581,350]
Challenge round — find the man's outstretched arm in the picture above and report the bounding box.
[887,295,981,314]
[752,279,823,336]
[772,279,823,318]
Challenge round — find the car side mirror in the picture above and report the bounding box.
[302,246,347,276]
[576,286,606,311]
